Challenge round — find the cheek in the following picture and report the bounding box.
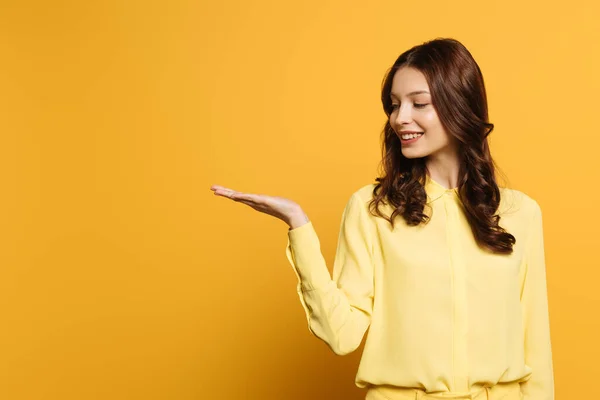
[420,112,449,142]
[422,110,441,125]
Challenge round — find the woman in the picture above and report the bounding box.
[211,38,554,400]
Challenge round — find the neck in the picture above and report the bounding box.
[425,151,460,190]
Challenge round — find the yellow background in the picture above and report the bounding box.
[0,0,598,399]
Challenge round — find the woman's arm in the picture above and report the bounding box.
[520,200,555,400]
[285,191,375,355]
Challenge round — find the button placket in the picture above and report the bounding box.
[443,192,470,392]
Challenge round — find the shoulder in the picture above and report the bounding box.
[339,183,379,216]
[352,183,378,202]
[345,183,379,212]
[498,186,541,220]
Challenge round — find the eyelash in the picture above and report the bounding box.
[390,103,428,111]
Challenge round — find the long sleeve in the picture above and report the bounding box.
[285,192,375,356]
[519,200,555,399]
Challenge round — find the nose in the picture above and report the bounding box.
[393,104,413,126]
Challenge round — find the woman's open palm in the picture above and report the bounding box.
[210,185,305,226]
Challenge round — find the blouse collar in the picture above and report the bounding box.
[424,174,459,203]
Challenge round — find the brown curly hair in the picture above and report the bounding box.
[369,37,516,254]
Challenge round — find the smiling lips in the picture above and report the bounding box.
[400,131,424,140]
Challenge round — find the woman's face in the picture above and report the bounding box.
[389,66,458,160]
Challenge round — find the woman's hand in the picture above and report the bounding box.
[210,185,309,229]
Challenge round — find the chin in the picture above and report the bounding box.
[401,148,428,159]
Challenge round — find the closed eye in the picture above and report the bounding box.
[389,103,428,111]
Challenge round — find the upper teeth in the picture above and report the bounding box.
[401,132,423,140]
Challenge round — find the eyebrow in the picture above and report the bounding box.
[390,90,430,97]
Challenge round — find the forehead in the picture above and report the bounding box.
[390,67,430,97]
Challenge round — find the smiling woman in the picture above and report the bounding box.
[211,37,554,400]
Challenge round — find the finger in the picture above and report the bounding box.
[214,189,236,198]
[232,192,259,202]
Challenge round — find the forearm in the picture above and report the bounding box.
[285,221,372,355]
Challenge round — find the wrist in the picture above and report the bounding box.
[287,209,309,230]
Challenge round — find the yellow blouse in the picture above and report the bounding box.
[285,175,554,399]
